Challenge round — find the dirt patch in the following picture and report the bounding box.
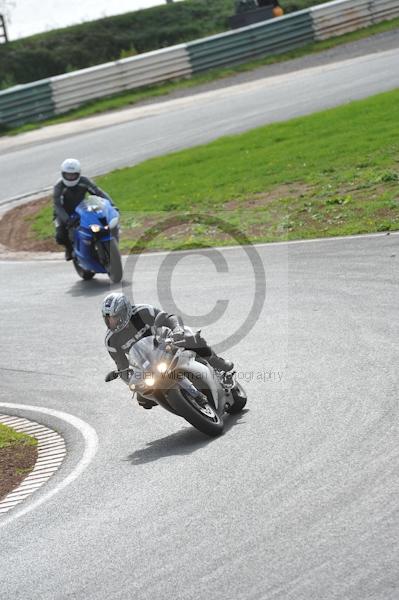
[0,196,57,252]
[120,215,246,251]
[0,443,38,501]
[1,180,397,255]
[222,183,311,210]
[0,184,312,254]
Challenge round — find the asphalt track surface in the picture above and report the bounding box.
[1,45,399,205]
[1,233,398,599]
[1,38,399,600]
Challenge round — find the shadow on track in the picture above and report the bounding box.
[66,277,123,298]
[126,410,248,465]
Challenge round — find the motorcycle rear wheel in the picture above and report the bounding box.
[167,387,224,437]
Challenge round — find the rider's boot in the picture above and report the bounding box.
[64,243,73,261]
[208,353,234,372]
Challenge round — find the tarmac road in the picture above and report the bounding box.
[0,45,399,205]
[0,33,399,600]
[0,232,398,599]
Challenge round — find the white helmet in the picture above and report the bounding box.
[61,158,81,187]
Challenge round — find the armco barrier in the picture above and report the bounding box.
[52,45,192,114]
[1,0,398,128]
[0,80,54,127]
[311,0,372,40]
[187,10,314,74]
[51,62,125,114]
[371,0,399,23]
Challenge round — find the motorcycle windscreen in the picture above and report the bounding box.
[128,336,176,390]
[77,195,107,214]
[128,336,169,370]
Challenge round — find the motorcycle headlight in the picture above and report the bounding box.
[90,224,101,233]
[109,216,119,229]
[145,376,155,387]
[157,362,168,374]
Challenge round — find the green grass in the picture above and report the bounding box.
[0,423,38,449]
[5,16,399,137]
[30,87,399,251]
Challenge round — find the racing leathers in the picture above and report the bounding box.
[105,304,233,395]
[53,176,112,254]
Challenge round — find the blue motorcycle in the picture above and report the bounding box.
[69,195,123,283]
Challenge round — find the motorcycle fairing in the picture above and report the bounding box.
[73,195,119,273]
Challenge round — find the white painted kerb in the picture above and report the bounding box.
[0,404,99,529]
[0,414,66,514]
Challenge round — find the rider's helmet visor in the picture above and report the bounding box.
[104,315,120,330]
[62,172,80,182]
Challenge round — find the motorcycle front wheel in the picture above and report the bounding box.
[167,387,224,437]
[73,257,95,280]
[103,239,123,283]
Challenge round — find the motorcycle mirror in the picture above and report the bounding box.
[105,370,119,382]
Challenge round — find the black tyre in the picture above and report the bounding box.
[167,387,224,437]
[104,239,123,283]
[73,258,95,280]
[225,383,247,414]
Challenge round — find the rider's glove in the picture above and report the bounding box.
[105,370,119,382]
[67,214,79,227]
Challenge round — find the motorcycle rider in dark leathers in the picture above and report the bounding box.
[102,293,234,409]
[53,158,114,261]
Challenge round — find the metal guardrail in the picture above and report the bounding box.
[187,11,314,74]
[370,0,399,23]
[311,0,372,40]
[51,45,192,114]
[0,0,398,128]
[0,80,54,127]
[311,0,399,40]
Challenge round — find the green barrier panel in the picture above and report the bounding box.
[0,80,55,128]
[187,11,314,73]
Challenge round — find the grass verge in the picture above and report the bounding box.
[0,423,38,449]
[4,17,399,137]
[0,423,38,500]
[29,88,399,253]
